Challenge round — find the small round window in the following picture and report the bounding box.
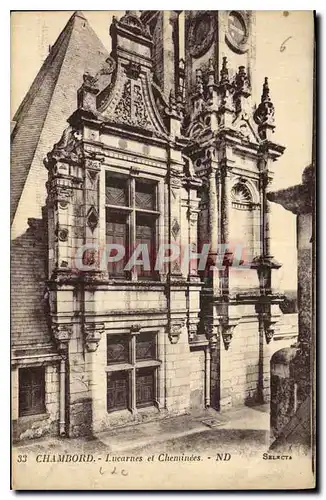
[228,12,247,45]
[226,11,249,53]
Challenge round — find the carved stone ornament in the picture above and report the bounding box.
[130,324,142,334]
[253,77,275,137]
[188,12,215,59]
[221,325,236,350]
[49,183,73,205]
[82,72,99,90]
[233,66,250,97]
[85,158,102,171]
[87,169,99,186]
[123,61,141,80]
[220,315,240,350]
[113,80,152,130]
[217,56,233,105]
[115,11,151,39]
[50,125,83,163]
[188,209,199,227]
[264,323,274,344]
[86,206,99,233]
[233,65,251,114]
[168,319,185,344]
[171,218,181,239]
[52,323,73,351]
[84,322,105,352]
[58,200,69,210]
[188,322,198,341]
[57,226,69,242]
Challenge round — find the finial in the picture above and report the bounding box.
[169,89,177,111]
[234,65,249,93]
[207,59,216,87]
[195,69,203,94]
[253,77,275,136]
[220,56,229,84]
[261,77,271,102]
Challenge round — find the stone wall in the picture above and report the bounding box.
[189,348,205,408]
[68,322,93,437]
[165,325,191,413]
[219,316,261,409]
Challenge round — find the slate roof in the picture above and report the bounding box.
[11,11,109,353]
[11,11,108,227]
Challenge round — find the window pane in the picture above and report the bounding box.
[107,335,129,365]
[136,333,156,361]
[106,211,128,277]
[136,214,156,278]
[107,371,129,412]
[106,175,128,206]
[136,368,155,407]
[135,181,156,210]
[19,367,45,417]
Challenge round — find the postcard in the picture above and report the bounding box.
[11,10,315,490]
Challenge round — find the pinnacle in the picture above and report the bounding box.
[72,11,87,21]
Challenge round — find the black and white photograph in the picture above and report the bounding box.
[10,10,316,490]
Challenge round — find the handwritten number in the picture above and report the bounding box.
[280,36,292,52]
[98,466,129,477]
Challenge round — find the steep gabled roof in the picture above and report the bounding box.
[11,11,109,231]
[11,11,109,351]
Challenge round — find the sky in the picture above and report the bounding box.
[10,11,315,291]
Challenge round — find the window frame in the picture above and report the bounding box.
[105,331,160,414]
[105,171,160,281]
[18,366,46,418]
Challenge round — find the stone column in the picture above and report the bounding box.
[207,163,221,295]
[220,164,232,294]
[261,169,272,258]
[205,346,211,408]
[208,167,218,254]
[84,156,103,273]
[268,165,314,449]
[169,161,183,279]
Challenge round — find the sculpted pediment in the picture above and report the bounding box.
[231,112,260,144]
[96,61,169,139]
